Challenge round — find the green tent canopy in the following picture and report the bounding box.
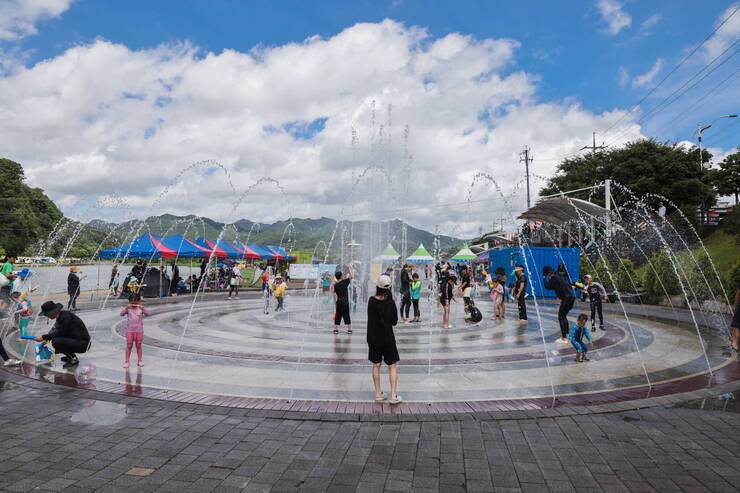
[406,243,434,263]
[451,245,477,262]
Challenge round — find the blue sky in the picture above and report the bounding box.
[0,0,737,230]
[11,0,738,146]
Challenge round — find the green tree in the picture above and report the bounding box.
[540,139,715,213]
[0,158,64,254]
[645,249,681,296]
[710,149,740,205]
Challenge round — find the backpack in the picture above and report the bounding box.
[468,306,482,323]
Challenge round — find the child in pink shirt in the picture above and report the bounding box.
[121,293,149,368]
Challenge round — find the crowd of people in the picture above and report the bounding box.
[1,249,739,408]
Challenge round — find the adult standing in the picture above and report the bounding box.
[332,264,353,334]
[399,264,412,323]
[658,201,667,226]
[512,265,528,323]
[367,274,401,404]
[543,265,575,344]
[34,300,90,367]
[227,262,241,299]
[109,264,120,296]
[0,254,17,313]
[170,262,180,295]
[67,266,82,311]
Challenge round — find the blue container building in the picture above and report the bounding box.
[487,246,580,299]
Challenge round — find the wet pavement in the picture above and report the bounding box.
[1,372,739,492]
[2,295,734,412]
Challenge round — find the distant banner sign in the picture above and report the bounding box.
[289,263,338,279]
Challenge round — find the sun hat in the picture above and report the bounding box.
[40,301,64,317]
[376,275,392,289]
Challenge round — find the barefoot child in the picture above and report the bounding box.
[13,292,33,338]
[121,293,148,368]
[568,313,592,363]
[491,277,504,320]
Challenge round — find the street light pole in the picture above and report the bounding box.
[696,115,738,170]
[695,114,737,225]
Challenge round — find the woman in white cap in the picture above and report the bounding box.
[367,274,402,404]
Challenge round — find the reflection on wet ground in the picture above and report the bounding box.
[671,391,739,413]
[70,400,128,426]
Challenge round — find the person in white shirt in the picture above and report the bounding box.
[657,202,666,226]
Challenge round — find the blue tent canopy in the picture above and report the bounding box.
[160,234,211,258]
[194,237,245,259]
[266,245,296,261]
[99,233,177,259]
[248,244,275,260]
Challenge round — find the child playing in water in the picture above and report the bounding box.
[568,313,592,363]
[491,276,504,320]
[273,276,286,311]
[13,292,33,338]
[121,293,148,368]
[410,273,422,323]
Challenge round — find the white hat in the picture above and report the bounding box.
[584,274,592,279]
[376,274,392,289]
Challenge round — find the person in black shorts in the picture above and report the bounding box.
[512,265,528,323]
[367,274,402,404]
[543,265,575,344]
[399,264,412,323]
[332,264,353,334]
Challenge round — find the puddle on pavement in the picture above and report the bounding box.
[70,400,128,426]
[670,392,739,413]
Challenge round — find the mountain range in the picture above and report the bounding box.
[88,215,464,255]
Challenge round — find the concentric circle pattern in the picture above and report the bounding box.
[3,293,735,412]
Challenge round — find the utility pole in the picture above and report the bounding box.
[520,146,533,209]
[581,132,607,154]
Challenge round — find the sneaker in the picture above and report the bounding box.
[123,362,130,369]
[3,359,21,366]
[137,361,144,367]
[600,325,605,331]
[347,328,353,334]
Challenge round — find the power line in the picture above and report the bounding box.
[599,5,740,140]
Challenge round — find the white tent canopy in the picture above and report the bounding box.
[406,243,434,263]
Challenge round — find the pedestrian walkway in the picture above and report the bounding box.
[0,373,738,492]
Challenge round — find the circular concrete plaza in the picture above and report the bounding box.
[3,292,738,414]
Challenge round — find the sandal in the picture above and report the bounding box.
[333,328,339,334]
[375,392,388,402]
[389,395,403,405]
[347,328,352,334]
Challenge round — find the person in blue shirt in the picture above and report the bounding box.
[569,313,592,362]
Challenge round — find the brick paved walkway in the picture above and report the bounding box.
[1,373,739,492]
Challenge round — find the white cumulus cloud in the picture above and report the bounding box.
[632,58,664,87]
[596,0,632,35]
[0,0,73,40]
[0,19,643,236]
[703,3,740,61]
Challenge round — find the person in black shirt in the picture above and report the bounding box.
[512,265,528,322]
[459,266,472,305]
[399,264,412,322]
[67,267,81,311]
[34,300,91,367]
[583,275,607,331]
[543,265,575,343]
[439,271,456,329]
[333,264,353,334]
[367,274,401,404]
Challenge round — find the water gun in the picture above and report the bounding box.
[573,282,585,289]
[19,335,37,340]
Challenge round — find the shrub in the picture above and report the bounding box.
[645,249,681,296]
